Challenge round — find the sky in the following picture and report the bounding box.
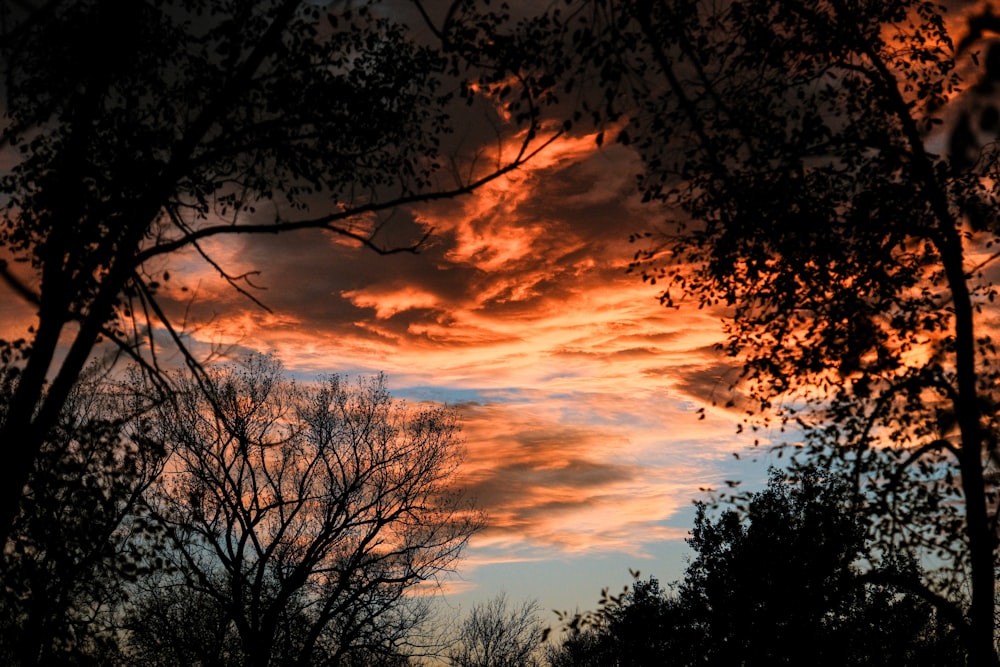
[0,0,776,626]
[128,127,777,618]
[0,0,990,630]
[149,1,989,622]
[0,117,766,613]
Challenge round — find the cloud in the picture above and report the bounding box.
[442,375,745,559]
[341,284,441,320]
[128,127,750,569]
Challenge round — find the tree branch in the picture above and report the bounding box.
[859,568,970,644]
[136,128,562,265]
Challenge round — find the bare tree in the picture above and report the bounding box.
[448,594,545,667]
[124,576,242,667]
[128,354,481,667]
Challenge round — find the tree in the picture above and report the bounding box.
[547,576,679,667]
[548,471,964,667]
[125,354,480,667]
[448,594,545,667]
[546,1,1000,662]
[0,0,557,546]
[123,577,243,667]
[678,469,963,666]
[0,364,167,665]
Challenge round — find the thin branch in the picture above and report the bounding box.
[95,322,172,398]
[166,206,273,314]
[849,369,956,492]
[410,0,461,44]
[136,129,561,265]
[885,438,960,498]
[968,247,1000,276]
[134,285,162,374]
[131,271,213,400]
[635,1,730,185]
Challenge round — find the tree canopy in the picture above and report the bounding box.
[539,0,1000,661]
[0,0,555,546]
[448,593,545,667]
[549,469,964,666]
[0,365,166,664]
[0,354,478,664]
[132,355,479,666]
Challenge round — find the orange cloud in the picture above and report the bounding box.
[109,124,754,576]
[341,285,440,319]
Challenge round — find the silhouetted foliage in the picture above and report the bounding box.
[548,576,679,667]
[125,574,421,667]
[124,576,242,667]
[549,470,964,666]
[538,0,1000,662]
[677,469,964,666]
[0,0,557,547]
[0,365,167,665]
[121,354,480,667]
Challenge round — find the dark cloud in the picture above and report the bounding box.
[465,457,637,540]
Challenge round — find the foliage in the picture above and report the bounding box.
[0,0,557,546]
[540,0,1000,662]
[122,575,242,667]
[547,576,679,667]
[122,354,480,667]
[0,365,167,665]
[548,469,964,666]
[678,469,963,666]
[448,593,545,667]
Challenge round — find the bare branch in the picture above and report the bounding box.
[137,128,563,265]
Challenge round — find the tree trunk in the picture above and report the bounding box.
[0,304,67,547]
[939,229,998,666]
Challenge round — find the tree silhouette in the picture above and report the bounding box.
[678,469,963,666]
[448,593,545,667]
[0,365,167,665]
[122,575,244,666]
[546,1,1000,661]
[0,0,557,547]
[127,355,480,667]
[549,470,963,666]
[547,576,679,667]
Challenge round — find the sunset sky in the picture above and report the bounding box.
[0,0,991,627]
[0,124,758,615]
[154,5,990,620]
[131,127,776,617]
